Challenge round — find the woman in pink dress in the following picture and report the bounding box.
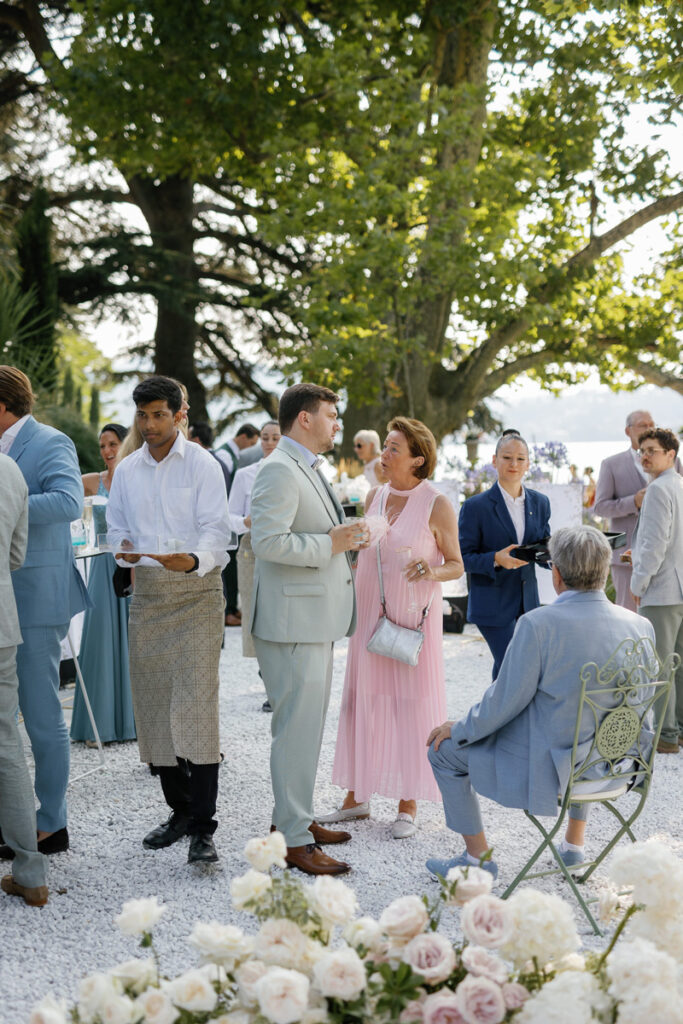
[319,417,464,838]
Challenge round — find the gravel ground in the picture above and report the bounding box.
[2,624,681,1022]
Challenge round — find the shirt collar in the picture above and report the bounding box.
[0,413,30,453]
[281,435,319,467]
[497,481,525,505]
[140,429,186,466]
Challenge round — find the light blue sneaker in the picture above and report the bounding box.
[426,851,498,882]
[558,847,585,869]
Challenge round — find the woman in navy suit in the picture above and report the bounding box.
[459,432,551,678]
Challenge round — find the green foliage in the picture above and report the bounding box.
[14,187,60,393]
[89,385,100,427]
[37,404,100,472]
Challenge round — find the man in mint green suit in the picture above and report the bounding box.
[0,367,89,853]
[250,383,368,875]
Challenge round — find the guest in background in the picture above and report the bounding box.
[0,366,89,859]
[425,526,656,880]
[630,428,683,755]
[569,464,581,483]
[458,432,551,678]
[353,429,386,487]
[0,453,48,907]
[188,421,232,494]
[107,376,231,864]
[216,423,261,626]
[583,466,596,508]
[70,423,136,746]
[228,420,281,663]
[320,417,464,839]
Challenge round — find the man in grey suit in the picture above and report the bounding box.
[594,409,654,611]
[0,453,48,907]
[631,428,683,754]
[426,526,654,878]
[250,383,369,875]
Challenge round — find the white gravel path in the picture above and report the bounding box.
[2,625,681,1022]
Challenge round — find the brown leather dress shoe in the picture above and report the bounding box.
[225,613,241,627]
[657,741,680,754]
[285,844,350,875]
[310,821,352,845]
[1,874,48,907]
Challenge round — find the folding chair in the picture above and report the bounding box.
[502,636,678,935]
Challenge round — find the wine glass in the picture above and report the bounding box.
[396,546,419,614]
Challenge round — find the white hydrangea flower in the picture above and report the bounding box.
[115,896,165,936]
[244,832,288,872]
[188,920,253,969]
[609,841,683,915]
[516,971,609,1024]
[607,937,683,1024]
[310,875,357,927]
[500,890,580,968]
[231,869,273,910]
[29,996,68,1024]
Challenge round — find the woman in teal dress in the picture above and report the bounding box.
[70,424,136,743]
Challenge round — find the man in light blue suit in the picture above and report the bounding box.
[426,526,654,878]
[0,367,89,856]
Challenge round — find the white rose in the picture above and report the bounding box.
[255,919,310,969]
[231,869,273,910]
[244,832,288,871]
[115,896,165,936]
[310,875,357,927]
[166,968,218,1012]
[29,996,68,1024]
[255,967,310,1024]
[460,947,507,986]
[379,896,429,942]
[214,1013,253,1024]
[135,988,179,1024]
[100,994,142,1024]
[189,920,253,969]
[444,867,493,906]
[312,948,367,1000]
[551,953,586,973]
[78,973,122,1023]
[343,917,382,953]
[460,896,513,950]
[401,933,457,985]
[500,890,579,969]
[109,958,157,995]
[597,888,620,927]
[235,960,269,1008]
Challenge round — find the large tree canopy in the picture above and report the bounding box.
[1,0,681,441]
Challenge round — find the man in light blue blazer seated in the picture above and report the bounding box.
[0,367,89,858]
[426,525,655,879]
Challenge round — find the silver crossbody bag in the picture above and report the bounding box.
[366,493,433,667]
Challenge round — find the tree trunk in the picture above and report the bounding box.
[127,174,208,419]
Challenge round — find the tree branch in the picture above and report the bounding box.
[48,187,136,208]
[0,0,61,69]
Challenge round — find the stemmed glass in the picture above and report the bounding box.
[396,546,419,614]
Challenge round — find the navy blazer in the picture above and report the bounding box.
[458,483,551,627]
[9,416,90,628]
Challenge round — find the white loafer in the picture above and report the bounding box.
[392,813,417,839]
[316,802,370,823]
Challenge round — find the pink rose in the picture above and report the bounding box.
[422,990,466,1024]
[379,896,429,942]
[400,997,426,1024]
[455,975,505,1024]
[501,982,529,1010]
[402,933,457,985]
[460,947,507,986]
[460,896,512,950]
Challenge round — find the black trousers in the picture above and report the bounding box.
[222,546,239,615]
[156,759,219,835]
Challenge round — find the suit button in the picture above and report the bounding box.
[347,579,352,585]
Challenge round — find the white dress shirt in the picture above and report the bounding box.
[228,460,262,534]
[498,481,526,544]
[106,430,231,575]
[0,414,30,455]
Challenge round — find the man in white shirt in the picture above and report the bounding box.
[107,376,231,865]
[216,423,260,626]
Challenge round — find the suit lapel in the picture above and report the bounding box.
[489,485,516,543]
[522,489,537,544]
[279,439,341,527]
[7,416,37,467]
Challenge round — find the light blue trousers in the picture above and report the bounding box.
[0,645,46,887]
[16,624,70,833]
[429,737,589,838]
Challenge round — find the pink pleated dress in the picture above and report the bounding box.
[332,480,447,802]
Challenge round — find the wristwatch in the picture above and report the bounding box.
[184,553,199,573]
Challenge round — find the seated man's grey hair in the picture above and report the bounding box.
[548,525,612,592]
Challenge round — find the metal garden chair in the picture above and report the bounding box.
[502,635,678,935]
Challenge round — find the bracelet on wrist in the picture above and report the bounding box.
[185,553,199,573]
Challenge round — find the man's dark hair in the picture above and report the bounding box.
[132,375,183,413]
[235,422,259,439]
[189,421,214,448]
[638,427,679,455]
[100,423,128,443]
[278,383,339,434]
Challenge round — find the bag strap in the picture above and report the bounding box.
[376,486,434,627]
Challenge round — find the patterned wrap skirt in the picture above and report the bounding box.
[128,566,224,765]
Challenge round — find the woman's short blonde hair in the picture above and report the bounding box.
[353,429,381,454]
[387,416,437,480]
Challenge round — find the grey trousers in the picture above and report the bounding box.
[640,603,683,745]
[428,738,589,838]
[0,645,46,888]
[253,637,334,847]
[612,563,637,612]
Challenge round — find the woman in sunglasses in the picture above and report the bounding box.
[353,429,387,487]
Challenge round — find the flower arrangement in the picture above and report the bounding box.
[527,442,570,484]
[30,835,683,1024]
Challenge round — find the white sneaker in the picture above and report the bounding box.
[316,802,370,823]
[392,813,417,839]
